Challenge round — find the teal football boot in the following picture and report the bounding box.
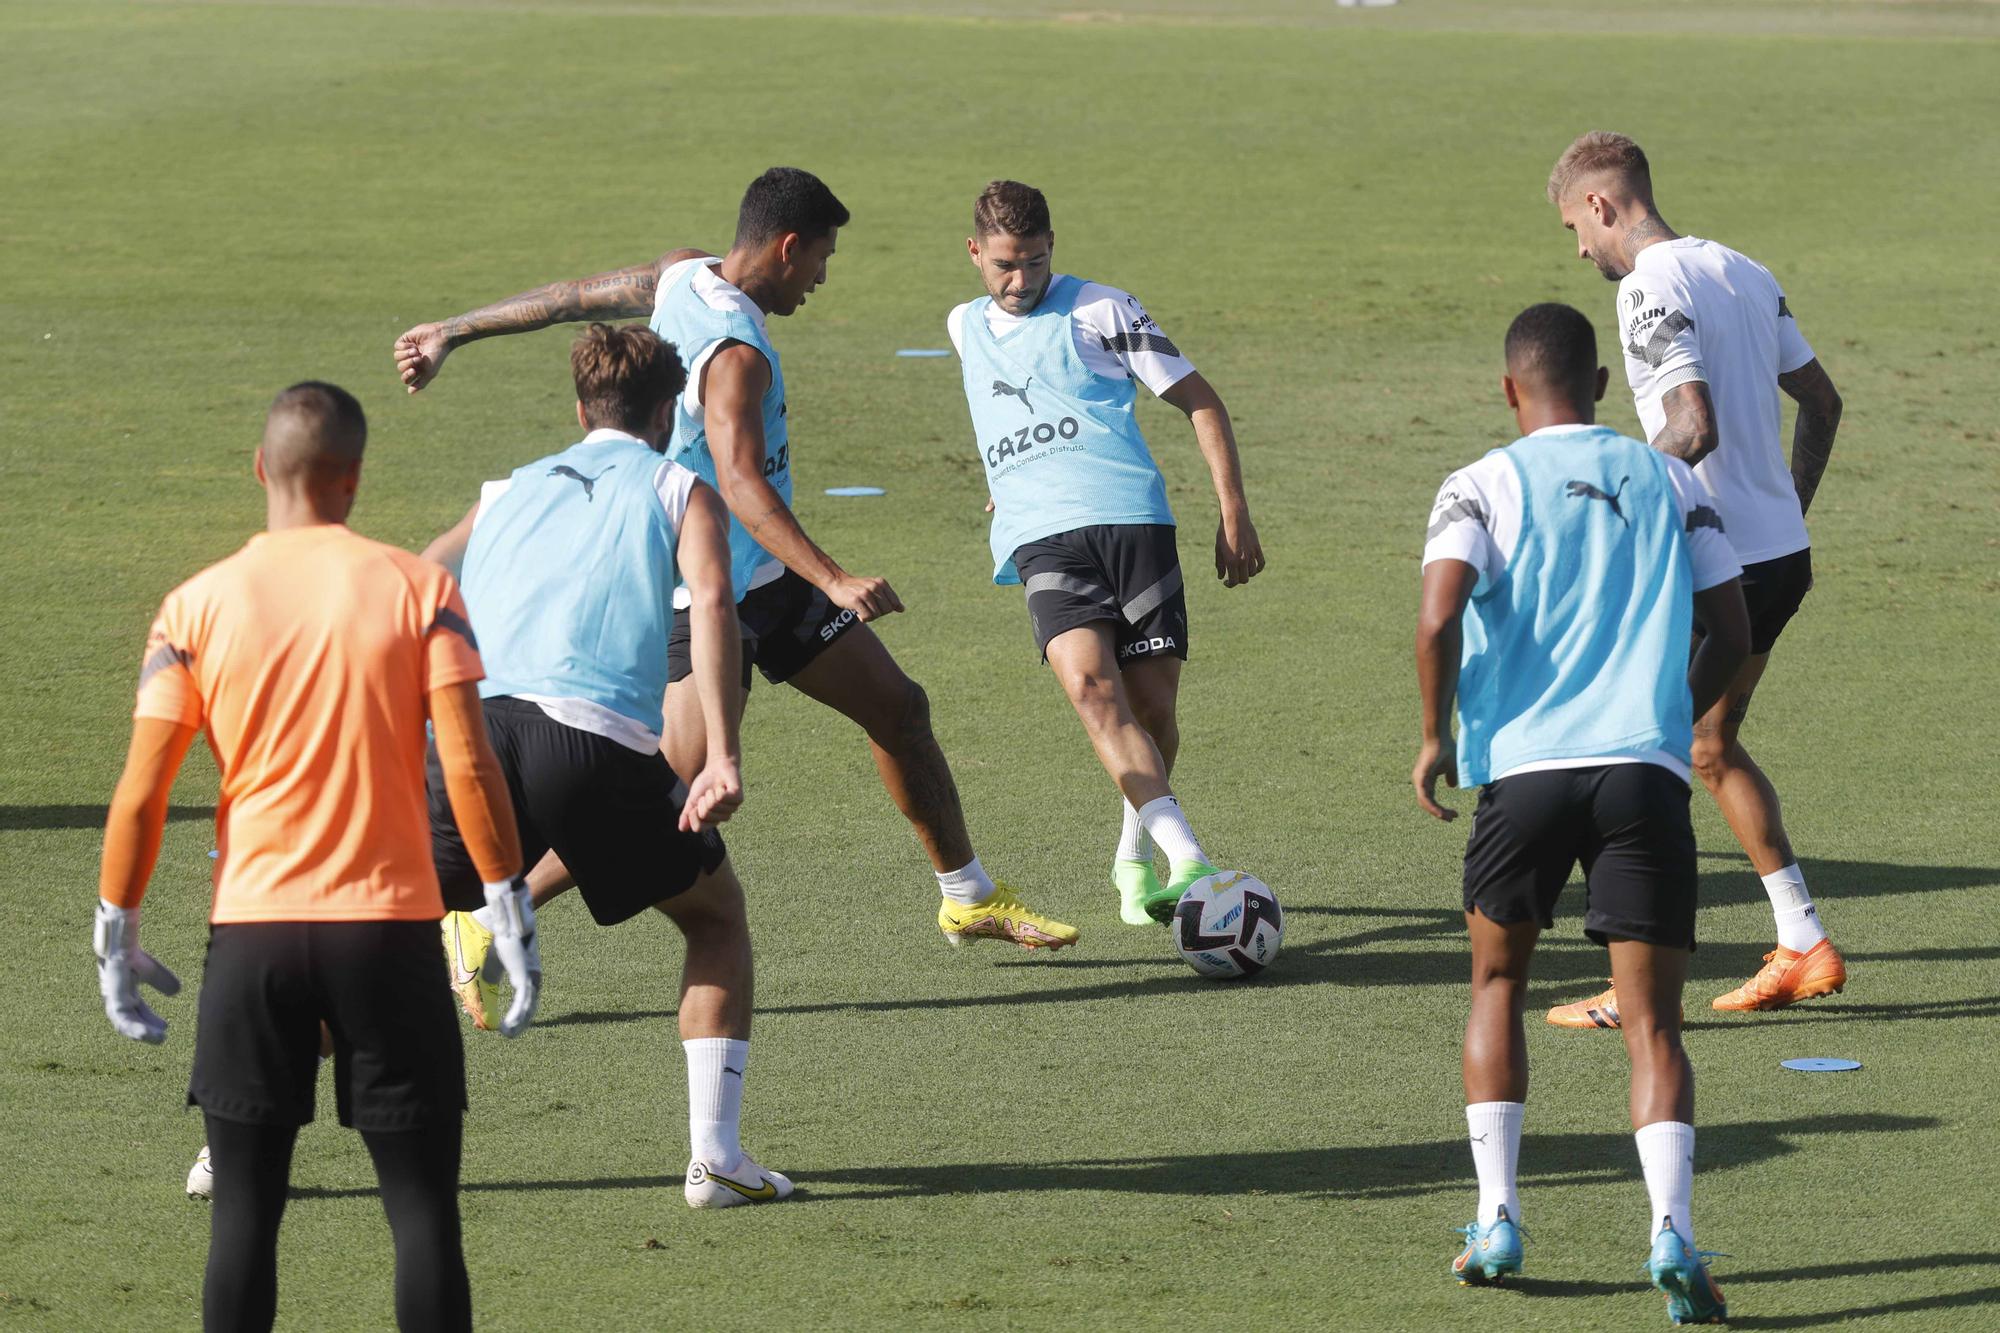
[1451,1205,1524,1285]
[1646,1219,1729,1324]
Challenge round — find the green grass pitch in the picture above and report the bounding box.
[3,1,1998,1328]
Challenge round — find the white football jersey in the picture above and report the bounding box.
[1617,237,1816,565]
[947,277,1196,397]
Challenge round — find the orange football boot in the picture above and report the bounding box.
[1546,982,1685,1030]
[1711,937,1847,1011]
[1547,981,1625,1029]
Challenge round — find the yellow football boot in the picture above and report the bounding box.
[441,910,499,1030]
[938,883,1079,951]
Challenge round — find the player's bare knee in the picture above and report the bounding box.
[1470,964,1530,1000]
[1689,729,1732,787]
[891,676,933,746]
[857,672,933,752]
[1062,667,1121,720]
[657,866,748,937]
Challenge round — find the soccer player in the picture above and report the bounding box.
[93,383,537,1332]
[945,180,1265,926]
[394,167,1075,952]
[1415,305,1749,1322]
[1544,132,1849,1023]
[423,323,791,1207]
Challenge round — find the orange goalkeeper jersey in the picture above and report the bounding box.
[134,524,483,923]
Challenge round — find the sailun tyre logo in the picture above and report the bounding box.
[1626,288,1646,314]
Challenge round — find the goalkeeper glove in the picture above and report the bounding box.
[92,898,181,1044]
[480,878,541,1038]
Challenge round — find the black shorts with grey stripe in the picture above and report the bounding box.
[1011,524,1188,665]
[664,568,863,691]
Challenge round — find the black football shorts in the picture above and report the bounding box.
[189,919,464,1130]
[1011,523,1188,666]
[665,568,861,690]
[1698,547,1811,656]
[428,696,727,926]
[1461,762,1698,950]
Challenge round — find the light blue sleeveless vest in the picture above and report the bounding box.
[1456,427,1695,785]
[651,260,789,600]
[959,275,1174,584]
[461,434,679,733]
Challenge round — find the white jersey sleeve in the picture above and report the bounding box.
[1662,458,1744,591]
[1422,452,1520,595]
[1617,274,1706,443]
[945,302,970,357]
[1776,287,1815,374]
[652,458,699,530]
[1070,282,1196,396]
[473,477,513,526]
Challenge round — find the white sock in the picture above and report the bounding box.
[1116,801,1153,863]
[1466,1102,1523,1226]
[1635,1121,1695,1248]
[685,1037,749,1169]
[936,856,995,905]
[1137,795,1206,872]
[1761,864,1827,952]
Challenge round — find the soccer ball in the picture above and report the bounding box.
[1171,870,1283,978]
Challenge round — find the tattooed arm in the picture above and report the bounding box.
[1649,379,1719,466]
[1778,358,1843,516]
[393,248,712,393]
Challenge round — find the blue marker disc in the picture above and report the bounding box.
[895,348,950,358]
[825,486,886,497]
[1781,1057,1861,1073]
[209,849,220,859]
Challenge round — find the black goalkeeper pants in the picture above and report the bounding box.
[201,1114,471,1332]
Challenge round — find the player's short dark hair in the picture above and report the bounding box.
[973,180,1052,238]
[261,381,367,479]
[571,323,686,442]
[1505,303,1599,401]
[734,167,849,248]
[1547,131,1652,205]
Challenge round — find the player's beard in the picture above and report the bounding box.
[1593,250,1627,281]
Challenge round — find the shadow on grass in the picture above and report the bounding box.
[537,854,2000,1028]
[1508,1249,2000,1299]
[290,1112,1935,1204]
[1693,852,1998,910]
[537,907,1765,1027]
[1684,993,2000,1031]
[0,803,212,831]
[1727,1285,2000,1329]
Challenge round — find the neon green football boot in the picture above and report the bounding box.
[1113,858,1163,926]
[1143,860,1222,925]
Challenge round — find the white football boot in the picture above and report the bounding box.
[684,1155,795,1209]
[186,1144,214,1200]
